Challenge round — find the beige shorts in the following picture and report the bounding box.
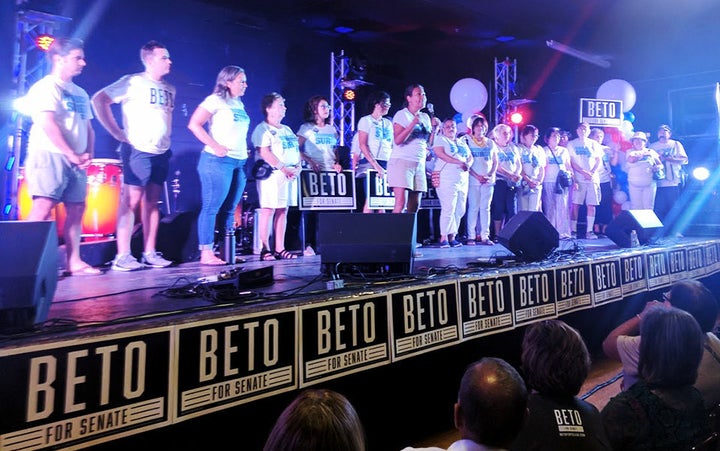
[25,150,87,203]
[386,158,427,192]
[572,182,601,206]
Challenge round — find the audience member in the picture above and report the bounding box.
[433,118,472,248]
[649,124,689,231]
[263,388,366,451]
[541,127,572,239]
[517,124,546,212]
[511,320,611,451]
[567,122,602,239]
[602,279,720,409]
[251,92,301,261]
[462,115,498,245]
[402,357,528,451]
[601,306,710,450]
[490,123,521,240]
[625,131,663,210]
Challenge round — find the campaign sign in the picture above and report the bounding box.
[365,170,395,210]
[300,294,390,387]
[0,328,172,451]
[619,251,647,296]
[667,247,688,282]
[390,281,460,361]
[579,98,623,127]
[686,246,706,279]
[645,249,671,290]
[458,273,514,339]
[299,170,356,210]
[511,268,557,326]
[704,242,720,276]
[419,184,441,209]
[590,257,623,306]
[554,262,593,315]
[175,308,297,420]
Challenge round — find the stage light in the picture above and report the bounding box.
[35,34,55,51]
[510,111,524,125]
[342,88,356,102]
[693,166,710,181]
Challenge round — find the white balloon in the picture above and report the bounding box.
[620,120,634,139]
[450,78,488,114]
[596,79,636,112]
[613,190,628,204]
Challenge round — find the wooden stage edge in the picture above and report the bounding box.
[1,235,720,450]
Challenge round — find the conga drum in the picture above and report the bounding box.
[83,159,122,238]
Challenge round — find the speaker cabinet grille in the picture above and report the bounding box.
[497,211,559,262]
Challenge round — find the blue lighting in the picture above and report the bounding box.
[496,35,516,42]
[334,26,354,34]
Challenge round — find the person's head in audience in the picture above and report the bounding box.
[521,319,590,398]
[263,388,365,451]
[639,306,704,388]
[665,279,719,333]
[455,357,528,448]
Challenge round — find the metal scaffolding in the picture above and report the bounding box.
[2,10,71,220]
[330,50,355,146]
[493,57,517,128]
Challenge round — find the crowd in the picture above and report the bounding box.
[22,37,690,273]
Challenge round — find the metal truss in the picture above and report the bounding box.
[493,57,517,128]
[330,50,355,147]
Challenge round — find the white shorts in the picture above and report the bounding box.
[257,171,298,209]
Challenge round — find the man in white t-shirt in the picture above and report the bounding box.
[25,37,100,276]
[567,122,602,239]
[92,41,175,271]
[649,124,688,233]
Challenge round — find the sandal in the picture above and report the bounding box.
[274,249,297,260]
[260,249,275,261]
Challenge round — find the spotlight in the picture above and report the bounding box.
[342,88,356,102]
[510,112,524,125]
[692,166,710,182]
[35,34,55,51]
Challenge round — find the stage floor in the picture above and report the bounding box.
[45,234,622,334]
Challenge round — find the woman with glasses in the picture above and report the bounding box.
[353,91,393,213]
[433,118,472,248]
[541,127,573,240]
[296,95,340,255]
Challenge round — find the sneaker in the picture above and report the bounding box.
[112,253,144,271]
[585,232,599,240]
[142,251,173,268]
[439,240,450,248]
[450,239,463,248]
[304,246,316,256]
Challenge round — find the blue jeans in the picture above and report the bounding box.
[197,152,247,250]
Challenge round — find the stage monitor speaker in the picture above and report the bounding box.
[606,209,664,248]
[497,211,559,262]
[0,221,58,332]
[318,213,417,275]
[133,211,200,262]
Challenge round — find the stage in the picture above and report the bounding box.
[1,228,720,450]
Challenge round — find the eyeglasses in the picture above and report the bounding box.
[318,104,331,110]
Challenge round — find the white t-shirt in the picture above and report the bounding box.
[297,122,338,171]
[463,135,498,185]
[649,139,688,187]
[100,72,175,154]
[543,145,571,182]
[357,114,393,162]
[391,108,432,163]
[567,137,602,183]
[518,143,547,181]
[198,94,250,160]
[434,135,471,180]
[27,75,93,155]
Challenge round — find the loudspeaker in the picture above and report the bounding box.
[319,213,417,275]
[0,221,58,332]
[606,209,664,248]
[497,211,559,262]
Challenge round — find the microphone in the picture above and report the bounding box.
[426,103,435,118]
